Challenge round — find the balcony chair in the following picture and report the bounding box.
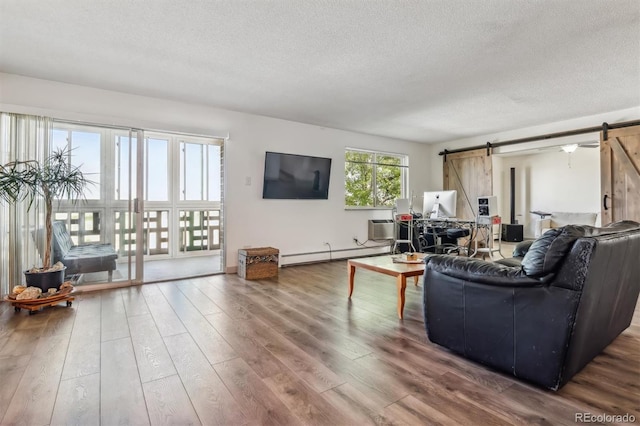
[50,221,118,282]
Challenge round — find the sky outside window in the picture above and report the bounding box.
[52,129,101,199]
[146,138,168,201]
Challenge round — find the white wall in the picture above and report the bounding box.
[0,73,433,270]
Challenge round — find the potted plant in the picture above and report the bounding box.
[0,147,91,291]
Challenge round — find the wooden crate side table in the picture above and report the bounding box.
[238,247,279,279]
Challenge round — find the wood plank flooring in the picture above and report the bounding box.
[0,260,638,425]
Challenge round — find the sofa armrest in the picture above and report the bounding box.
[425,255,541,286]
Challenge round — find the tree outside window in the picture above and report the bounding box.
[345,149,408,208]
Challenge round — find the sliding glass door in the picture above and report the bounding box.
[49,122,140,286]
[112,129,145,284]
[0,116,140,290]
[141,133,223,282]
[0,113,223,292]
[113,130,224,282]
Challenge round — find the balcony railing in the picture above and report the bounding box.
[179,210,220,252]
[54,211,102,245]
[114,210,168,256]
[55,209,220,258]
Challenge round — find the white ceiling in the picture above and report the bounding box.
[1,1,639,143]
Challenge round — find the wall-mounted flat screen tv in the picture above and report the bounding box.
[262,151,332,199]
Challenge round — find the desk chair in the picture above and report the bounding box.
[445,227,471,255]
[423,225,468,254]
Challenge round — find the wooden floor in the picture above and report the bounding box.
[79,253,223,285]
[1,260,638,425]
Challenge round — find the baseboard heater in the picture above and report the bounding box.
[280,244,390,266]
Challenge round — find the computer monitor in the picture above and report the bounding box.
[423,190,457,218]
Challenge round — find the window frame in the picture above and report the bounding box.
[50,124,106,202]
[344,147,409,209]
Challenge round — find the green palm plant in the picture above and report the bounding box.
[0,147,91,271]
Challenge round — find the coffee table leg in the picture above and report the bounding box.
[396,274,407,319]
[348,262,356,298]
[413,275,420,286]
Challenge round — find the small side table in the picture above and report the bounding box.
[392,214,417,254]
[471,217,504,260]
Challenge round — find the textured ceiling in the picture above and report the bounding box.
[0,0,639,143]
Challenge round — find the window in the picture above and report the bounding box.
[180,140,221,201]
[49,124,223,259]
[115,135,170,202]
[52,128,102,200]
[344,148,408,208]
[146,137,169,201]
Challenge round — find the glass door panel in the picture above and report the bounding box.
[50,125,143,287]
[141,136,223,282]
[52,129,102,200]
[46,124,125,286]
[146,138,169,201]
[114,130,144,284]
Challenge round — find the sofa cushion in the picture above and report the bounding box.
[512,240,534,258]
[495,257,524,267]
[62,243,118,274]
[521,226,584,278]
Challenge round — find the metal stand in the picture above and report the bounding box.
[392,214,416,253]
[471,216,504,259]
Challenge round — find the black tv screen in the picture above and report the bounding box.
[262,151,332,199]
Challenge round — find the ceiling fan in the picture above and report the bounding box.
[557,141,600,168]
[560,141,599,153]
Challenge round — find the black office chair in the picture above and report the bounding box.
[422,220,472,255]
[445,227,471,255]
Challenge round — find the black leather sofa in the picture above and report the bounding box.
[422,220,640,390]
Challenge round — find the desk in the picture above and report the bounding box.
[420,218,476,227]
